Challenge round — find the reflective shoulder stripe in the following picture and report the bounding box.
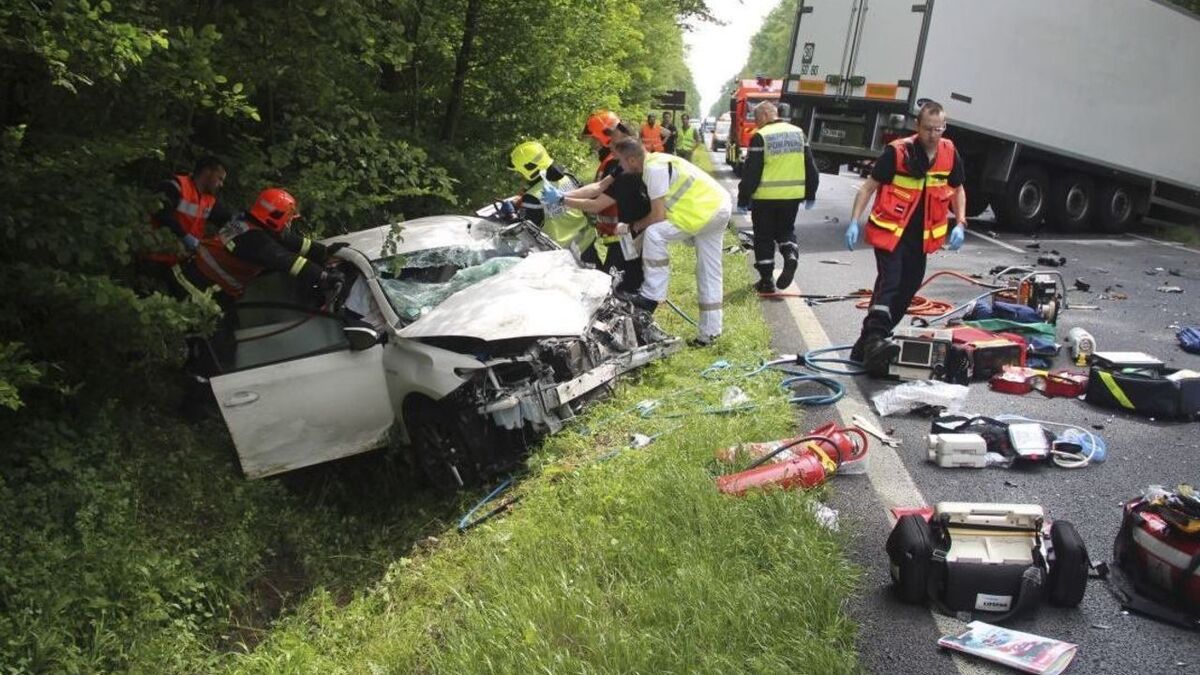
[523,203,545,210]
[195,245,244,291]
[176,201,202,217]
[299,237,311,256]
[664,174,695,209]
[747,146,765,153]
[289,256,308,277]
[1098,371,1136,409]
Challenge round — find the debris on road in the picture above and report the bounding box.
[1074,278,1091,292]
[819,259,852,266]
[872,381,969,416]
[1037,255,1067,267]
[1026,242,1041,249]
[1157,285,1184,293]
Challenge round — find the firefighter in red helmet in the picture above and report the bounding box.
[542,110,649,293]
[173,187,346,302]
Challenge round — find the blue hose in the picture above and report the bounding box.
[780,374,845,406]
[457,477,517,532]
[801,345,866,376]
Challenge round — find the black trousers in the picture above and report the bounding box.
[582,240,644,294]
[750,200,801,278]
[858,228,927,339]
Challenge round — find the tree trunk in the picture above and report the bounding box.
[439,0,482,143]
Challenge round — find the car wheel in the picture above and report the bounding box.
[406,397,489,491]
[812,152,839,175]
[1048,172,1095,233]
[1000,163,1049,233]
[1095,181,1138,233]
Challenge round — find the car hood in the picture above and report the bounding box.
[396,250,612,341]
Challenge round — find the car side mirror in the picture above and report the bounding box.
[344,322,385,351]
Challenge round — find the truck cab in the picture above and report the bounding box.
[724,76,782,177]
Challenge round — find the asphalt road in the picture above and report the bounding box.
[702,149,1200,674]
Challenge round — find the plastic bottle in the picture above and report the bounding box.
[1067,327,1096,366]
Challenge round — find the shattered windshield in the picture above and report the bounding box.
[374,222,544,323]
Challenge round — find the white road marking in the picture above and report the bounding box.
[963,229,1025,254]
[1126,232,1200,255]
[778,293,1002,675]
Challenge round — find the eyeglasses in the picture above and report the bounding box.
[921,126,947,133]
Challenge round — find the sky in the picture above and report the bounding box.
[684,0,782,116]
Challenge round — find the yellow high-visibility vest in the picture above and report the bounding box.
[751,122,807,201]
[645,153,727,233]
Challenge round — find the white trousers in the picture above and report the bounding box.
[639,204,731,337]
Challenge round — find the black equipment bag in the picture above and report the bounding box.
[886,512,1090,623]
[1085,365,1200,420]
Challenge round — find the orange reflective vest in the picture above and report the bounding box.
[640,123,664,152]
[867,136,958,254]
[154,173,216,239]
[191,217,275,298]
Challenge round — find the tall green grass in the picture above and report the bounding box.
[226,199,862,673]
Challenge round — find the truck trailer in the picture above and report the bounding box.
[780,0,1200,233]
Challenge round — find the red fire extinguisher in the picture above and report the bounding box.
[716,425,867,496]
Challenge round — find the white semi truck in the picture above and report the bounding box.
[780,0,1200,233]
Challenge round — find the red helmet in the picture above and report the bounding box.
[581,110,621,147]
[249,188,298,232]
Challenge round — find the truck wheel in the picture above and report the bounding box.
[1000,164,1049,233]
[1095,181,1137,233]
[1048,172,1095,232]
[812,153,840,175]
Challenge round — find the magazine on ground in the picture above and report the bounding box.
[937,621,1078,674]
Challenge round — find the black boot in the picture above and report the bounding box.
[776,246,799,290]
[862,335,900,377]
[754,277,776,294]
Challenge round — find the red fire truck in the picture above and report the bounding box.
[724,76,782,177]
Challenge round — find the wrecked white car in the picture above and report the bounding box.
[204,214,681,487]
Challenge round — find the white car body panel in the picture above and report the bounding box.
[398,250,611,340]
[211,345,393,478]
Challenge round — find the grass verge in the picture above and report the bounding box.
[223,153,861,674]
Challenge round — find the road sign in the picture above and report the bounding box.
[653,90,686,111]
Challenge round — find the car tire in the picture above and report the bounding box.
[1000,163,1049,233]
[1048,171,1095,233]
[406,397,490,491]
[812,152,840,175]
[1095,180,1138,233]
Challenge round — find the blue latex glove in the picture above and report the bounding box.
[948,223,966,251]
[181,234,199,251]
[541,185,563,207]
[844,219,860,251]
[498,199,516,218]
[804,200,815,211]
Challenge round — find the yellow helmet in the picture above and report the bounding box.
[510,140,552,181]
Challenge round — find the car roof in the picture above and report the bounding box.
[322,215,493,259]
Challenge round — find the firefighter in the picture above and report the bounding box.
[507,140,595,257]
[605,137,732,346]
[552,111,649,293]
[736,101,819,293]
[844,101,967,371]
[151,155,233,252]
[173,187,345,303]
[640,112,665,153]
